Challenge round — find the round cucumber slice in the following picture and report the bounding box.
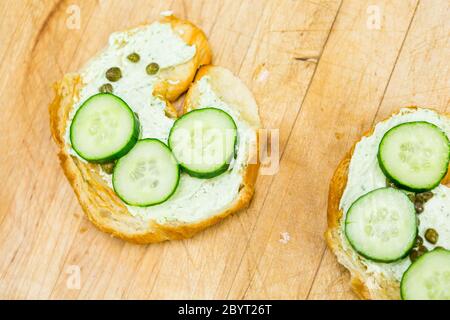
[168,108,237,179]
[345,188,417,263]
[401,248,450,300]
[70,93,140,163]
[112,139,179,207]
[378,121,449,192]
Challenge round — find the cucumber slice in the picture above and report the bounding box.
[345,188,417,262]
[401,248,450,300]
[168,108,237,179]
[378,121,449,192]
[70,93,140,163]
[112,139,179,206]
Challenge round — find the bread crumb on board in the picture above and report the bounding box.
[279,232,291,244]
[253,64,270,83]
[160,10,174,17]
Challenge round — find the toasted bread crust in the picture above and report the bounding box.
[49,17,260,244]
[153,16,213,103]
[326,106,449,300]
[326,146,385,299]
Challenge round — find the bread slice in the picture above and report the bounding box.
[326,107,450,300]
[326,147,400,299]
[49,17,260,244]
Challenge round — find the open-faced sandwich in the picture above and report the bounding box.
[49,16,261,244]
[327,107,450,300]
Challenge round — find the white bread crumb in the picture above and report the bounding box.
[160,10,174,17]
[257,68,269,82]
[279,232,290,244]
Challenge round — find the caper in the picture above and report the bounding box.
[409,249,419,262]
[414,235,423,247]
[424,228,439,244]
[410,246,428,262]
[99,83,113,93]
[414,201,424,214]
[146,62,160,75]
[106,67,122,82]
[101,162,115,175]
[127,52,140,63]
[407,193,416,203]
[417,245,428,255]
[416,191,434,203]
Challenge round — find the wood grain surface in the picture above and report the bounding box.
[0,0,449,299]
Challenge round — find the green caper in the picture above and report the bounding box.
[410,246,428,262]
[414,201,424,214]
[414,235,423,247]
[417,245,428,255]
[424,228,439,244]
[127,52,140,63]
[409,249,419,262]
[146,62,160,75]
[99,83,113,93]
[407,193,416,203]
[106,67,122,82]
[416,191,434,203]
[100,162,115,175]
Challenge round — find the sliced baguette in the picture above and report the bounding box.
[49,18,260,243]
[326,107,450,300]
[326,147,400,299]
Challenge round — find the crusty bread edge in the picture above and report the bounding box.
[49,18,261,244]
[153,15,213,103]
[325,106,450,300]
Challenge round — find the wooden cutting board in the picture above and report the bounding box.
[0,0,448,299]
